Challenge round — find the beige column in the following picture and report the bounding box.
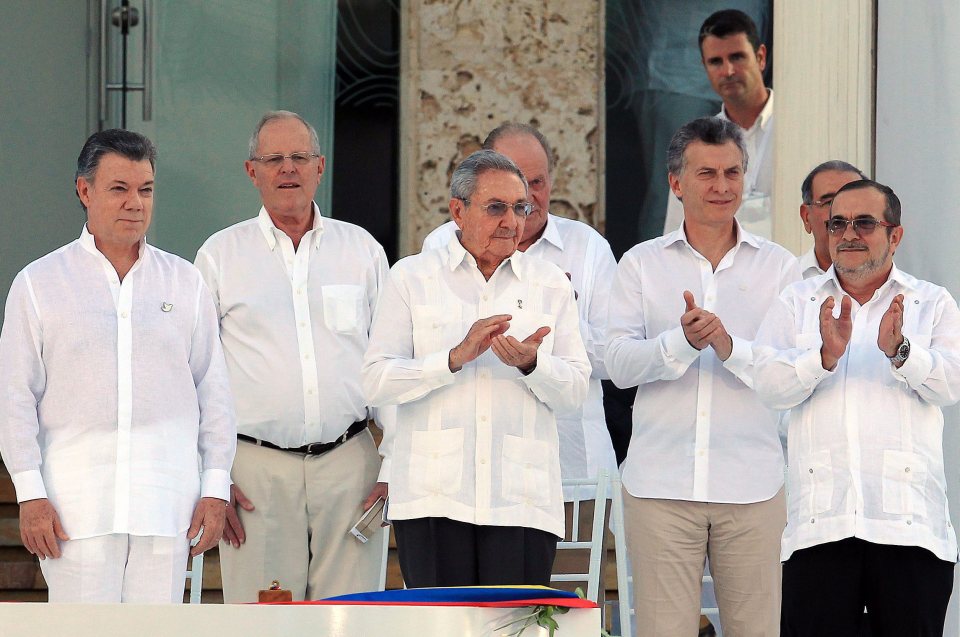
[771,0,875,254]
[399,1,605,257]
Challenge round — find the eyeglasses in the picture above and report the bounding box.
[250,152,320,168]
[825,217,899,236]
[458,198,533,218]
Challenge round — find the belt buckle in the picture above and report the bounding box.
[305,442,324,455]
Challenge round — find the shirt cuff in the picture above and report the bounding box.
[425,350,457,386]
[721,335,752,376]
[200,468,232,501]
[796,345,832,388]
[520,349,554,389]
[12,469,47,503]
[890,342,934,388]
[660,326,701,366]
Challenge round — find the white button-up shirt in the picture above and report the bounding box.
[362,238,591,537]
[754,266,960,562]
[606,222,799,503]
[665,91,775,239]
[423,215,618,500]
[195,205,388,447]
[0,227,236,540]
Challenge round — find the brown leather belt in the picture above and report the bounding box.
[238,420,367,456]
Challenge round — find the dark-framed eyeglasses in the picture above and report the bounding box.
[825,216,898,236]
[250,152,320,168]
[458,198,533,218]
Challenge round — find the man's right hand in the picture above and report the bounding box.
[20,498,69,560]
[448,315,512,372]
[223,483,255,548]
[819,295,853,371]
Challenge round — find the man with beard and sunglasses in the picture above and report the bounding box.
[755,179,960,636]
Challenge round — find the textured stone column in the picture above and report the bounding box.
[399,0,605,257]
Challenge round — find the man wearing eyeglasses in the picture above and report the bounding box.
[422,122,620,543]
[798,160,867,279]
[362,150,590,587]
[755,179,960,636]
[195,111,389,602]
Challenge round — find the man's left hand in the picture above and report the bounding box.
[878,293,905,359]
[187,497,227,557]
[362,482,388,512]
[491,326,551,374]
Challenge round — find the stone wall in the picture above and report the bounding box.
[399,0,605,256]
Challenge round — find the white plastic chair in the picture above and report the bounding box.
[377,522,391,591]
[185,538,204,604]
[550,469,610,603]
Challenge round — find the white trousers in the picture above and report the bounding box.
[39,533,190,603]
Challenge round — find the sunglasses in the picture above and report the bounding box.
[825,217,898,236]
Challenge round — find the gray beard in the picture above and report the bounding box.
[835,243,891,279]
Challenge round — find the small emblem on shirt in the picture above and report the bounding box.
[517,299,523,309]
[161,302,173,312]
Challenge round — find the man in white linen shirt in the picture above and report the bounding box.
[195,111,389,602]
[422,122,619,508]
[664,9,774,239]
[797,160,866,279]
[606,116,799,636]
[755,179,959,636]
[0,129,235,603]
[362,149,590,587]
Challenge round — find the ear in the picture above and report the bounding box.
[315,155,326,183]
[450,198,467,229]
[799,204,812,234]
[76,177,92,209]
[668,172,683,201]
[888,225,904,254]
[756,43,768,72]
[244,159,257,183]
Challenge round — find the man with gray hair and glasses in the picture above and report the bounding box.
[0,129,236,602]
[798,160,867,279]
[195,111,389,601]
[606,116,799,635]
[362,149,590,586]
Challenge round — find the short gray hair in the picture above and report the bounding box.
[450,150,528,201]
[800,160,867,204]
[482,122,555,174]
[248,110,321,159]
[667,117,747,177]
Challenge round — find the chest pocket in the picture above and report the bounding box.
[882,450,928,518]
[321,285,365,334]
[411,304,463,355]
[798,450,834,516]
[504,308,557,355]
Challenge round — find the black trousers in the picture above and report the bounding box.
[782,537,954,637]
[393,517,559,588]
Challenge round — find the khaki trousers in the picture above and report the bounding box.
[623,487,785,637]
[220,429,382,602]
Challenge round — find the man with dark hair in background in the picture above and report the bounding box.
[664,9,775,240]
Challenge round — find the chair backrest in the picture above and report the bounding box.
[550,469,610,602]
[185,540,204,604]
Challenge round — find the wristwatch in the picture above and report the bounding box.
[888,336,910,365]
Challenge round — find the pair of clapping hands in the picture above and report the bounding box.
[819,294,906,370]
[448,315,551,375]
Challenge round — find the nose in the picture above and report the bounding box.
[840,221,859,240]
[279,156,298,172]
[713,173,731,194]
[124,189,143,210]
[723,60,736,77]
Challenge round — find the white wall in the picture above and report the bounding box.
[876,2,960,634]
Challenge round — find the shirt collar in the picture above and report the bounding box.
[666,218,759,252]
[719,88,774,132]
[446,231,523,281]
[530,213,564,251]
[78,223,147,262]
[256,202,324,251]
[799,248,825,278]
[822,262,917,296]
